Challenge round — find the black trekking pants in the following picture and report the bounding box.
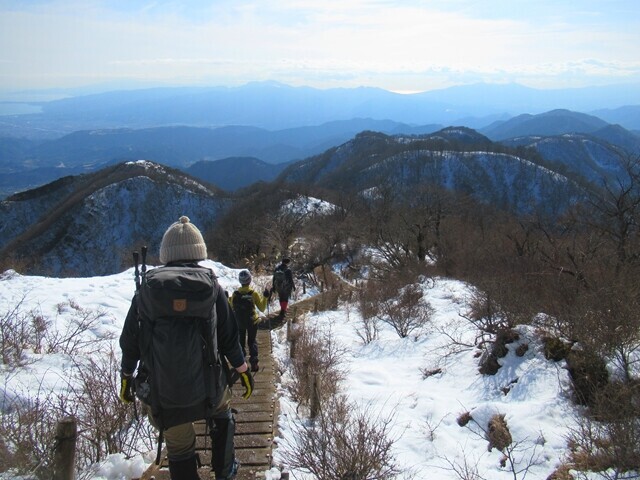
[209,407,236,479]
[238,319,258,364]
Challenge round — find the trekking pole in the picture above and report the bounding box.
[140,246,147,278]
[267,288,273,346]
[267,288,272,316]
[133,251,140,291]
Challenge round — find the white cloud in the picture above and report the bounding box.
[0,0,639,91]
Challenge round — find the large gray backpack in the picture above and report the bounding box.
[136,265,226,430]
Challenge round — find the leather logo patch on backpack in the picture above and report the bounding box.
[173,299,187,312]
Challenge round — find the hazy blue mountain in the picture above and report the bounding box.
[0,161,229,276]
[186,157,290,191]
[481,109,610,141]
[3,81,639,139]
[417,82,640,117]
[0,118,442,198]
[590,124,640,155]
[0,164,106,201]
[592,105,640,131]
[0,137,40,170]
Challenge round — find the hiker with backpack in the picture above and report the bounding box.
[271,257,295,318]
[229,269,269,373]
[118,216,254,480]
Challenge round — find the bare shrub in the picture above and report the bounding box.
[45,301,114,355]
[355,286,380,345]
[1,298,114,364]
[462,287,510,335]
[422,413,444,442]
[0,347,149,477]
[565,349,610,408]
[546,465,574,480]
[542,336,573,362]
[378,283,433,338]
[286,322,347,408]
[1,295,49,367]
[457,410,544,479]
[0,387,59,478]
[568,381,640,477]
[441,452,483,480]
[356,315,379,345]
[357,281,380,321]
[0,297,148,477]
[67,346,142,465]
[459,284,529,375]
[357,265,436,339]
[285,394,401,480]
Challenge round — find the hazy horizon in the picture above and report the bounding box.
[1,0,639,98]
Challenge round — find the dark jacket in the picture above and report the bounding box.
[273,263,295,296]
[119,262,245,375]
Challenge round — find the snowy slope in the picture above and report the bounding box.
[0,265,582,479]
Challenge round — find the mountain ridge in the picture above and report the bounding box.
[3,82,640,140]
[0,161,229,276]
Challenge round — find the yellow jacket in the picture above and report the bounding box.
[229,285,269,323]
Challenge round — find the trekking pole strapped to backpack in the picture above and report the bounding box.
[133,251,140,291]
[133,246,148,291]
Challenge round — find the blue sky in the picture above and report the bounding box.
[1,0,639,94]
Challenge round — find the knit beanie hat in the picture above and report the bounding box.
[239,269,252,285]
[159,216,207,264]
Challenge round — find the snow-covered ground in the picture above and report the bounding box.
[271,277,577,480]
[1,262,582,479]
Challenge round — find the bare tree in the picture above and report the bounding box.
[285,395,401,480]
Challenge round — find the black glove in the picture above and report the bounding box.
[119,372,134,403]
[263,288,271,298]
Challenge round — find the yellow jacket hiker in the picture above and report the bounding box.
[229,269,269,372]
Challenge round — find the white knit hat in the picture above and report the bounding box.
[159,216,207,264]
[239,269,252,285]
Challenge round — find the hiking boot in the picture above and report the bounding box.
[168,454,199,480]
[216,459,239,480]
[250,360,259,372]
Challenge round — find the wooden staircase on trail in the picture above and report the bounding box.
[138,270,356,479]
[138,327,276,480]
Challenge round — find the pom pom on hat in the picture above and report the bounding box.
[159,215,207,264]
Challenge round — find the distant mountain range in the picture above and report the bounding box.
[481,109,610,140]
[1,109,639,200]
[3,118,632,276]
[0,118,441,197]
[1,82,639,140]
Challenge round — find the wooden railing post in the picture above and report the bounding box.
[290,335,296,359]
[53,416,77,480]
[310,373,320,420]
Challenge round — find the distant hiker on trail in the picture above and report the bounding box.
[229,269,269,373]
[272,257,295,318]
[118,216,254,480]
